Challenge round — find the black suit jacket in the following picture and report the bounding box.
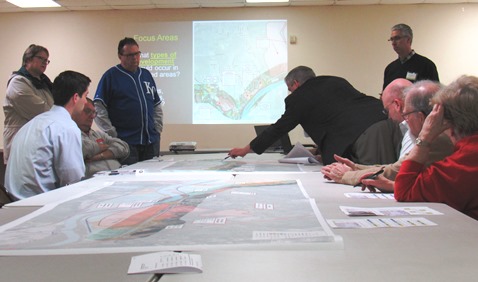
[250,76,386,165]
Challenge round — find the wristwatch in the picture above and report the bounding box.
[415,138,431,147]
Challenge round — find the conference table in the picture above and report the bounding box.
[0,153,477,282]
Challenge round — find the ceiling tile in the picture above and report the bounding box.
[1,0,477,13]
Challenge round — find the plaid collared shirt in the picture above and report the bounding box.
[400,50,416,64]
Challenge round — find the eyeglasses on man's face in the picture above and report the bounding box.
[83,108,97,118]
[34,55,50,65]
[401,109,425,120]
[388,35,407,42]
[287,80,299,92]
[120,51,141,59]
[382,100,396,116]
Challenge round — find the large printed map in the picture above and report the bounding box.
[160,159,306,172]
[0,179,339,255]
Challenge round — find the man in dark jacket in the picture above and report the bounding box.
[228,66,401,165]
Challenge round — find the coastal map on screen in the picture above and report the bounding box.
[128,20,288,124]
[192,20,288,124]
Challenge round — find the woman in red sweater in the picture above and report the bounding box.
[394,75,478,220]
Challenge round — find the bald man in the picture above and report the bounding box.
[381,78,413,158]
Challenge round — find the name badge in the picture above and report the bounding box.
[406,72,417,81]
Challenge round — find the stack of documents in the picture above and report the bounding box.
[278,142,320,164]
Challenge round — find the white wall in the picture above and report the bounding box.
[1,4,477,150]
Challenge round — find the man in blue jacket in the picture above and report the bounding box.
[94,37,163,165]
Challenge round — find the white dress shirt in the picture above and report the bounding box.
[399,121,414,158]
[5,106,85,200]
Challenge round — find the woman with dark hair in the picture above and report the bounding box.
[3,44,54,163]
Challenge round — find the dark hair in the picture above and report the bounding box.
[22,44,49,67]
[118,37,138,55]
[52,71,91,106]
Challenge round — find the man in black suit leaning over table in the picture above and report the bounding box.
[228,66,402,165]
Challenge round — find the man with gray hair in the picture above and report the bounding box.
[322,80,454,192]
[395,75,478,220]
[229,66,402,165]
[74,98,130,178]
[383,23,439,89]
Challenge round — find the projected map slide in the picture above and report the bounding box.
[127,20,288,124]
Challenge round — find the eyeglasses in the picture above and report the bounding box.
[388,36,407,42]
[382,100,395,116]
[120,51,141,58]
[401,110,425,120]
[287,80,300,92]
[34,55,50,65]
[84,108,97,117]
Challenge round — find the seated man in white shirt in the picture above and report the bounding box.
[5,71,90,200]
[75,98,129,178]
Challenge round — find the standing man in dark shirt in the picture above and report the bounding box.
[229,66,402,165]
[383,23,439,90]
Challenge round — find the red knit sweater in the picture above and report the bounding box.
[395,134,478,220]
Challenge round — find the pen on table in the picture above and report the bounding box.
[224,155,231,160]
[147,274,161,282]
[353,168,385,187]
